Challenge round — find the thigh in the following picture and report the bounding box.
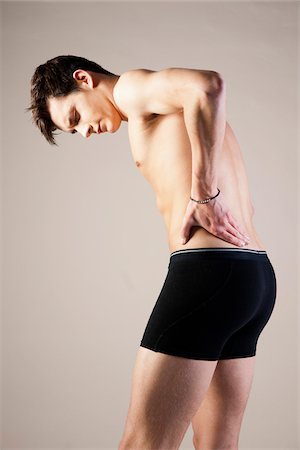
[191,356,256,444]
[120,346,218,445]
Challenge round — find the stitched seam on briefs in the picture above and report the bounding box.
[154,261,234,350]
[140,343,219,360]
[219,353,256,359]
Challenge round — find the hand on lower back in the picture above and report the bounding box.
[180,192,250,247]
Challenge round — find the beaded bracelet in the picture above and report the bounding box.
[190,188,220,204]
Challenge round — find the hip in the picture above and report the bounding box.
[167,224,267,254]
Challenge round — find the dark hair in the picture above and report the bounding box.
[26,55,116,146]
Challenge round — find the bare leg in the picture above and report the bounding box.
[118,346,218,450]
[192,356,256,450]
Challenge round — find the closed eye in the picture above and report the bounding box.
[71,111,79,134]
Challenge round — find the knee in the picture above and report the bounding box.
[118,437,132,450]
[192,433,239,450]
[118,433,176,450]
[118,441,126,450]
[118,435,145,450]
[193,434,200,450]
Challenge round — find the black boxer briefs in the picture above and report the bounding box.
[140,248,277,360]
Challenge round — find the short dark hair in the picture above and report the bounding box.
[26,55,116,146]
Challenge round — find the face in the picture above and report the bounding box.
[47,71,123,139]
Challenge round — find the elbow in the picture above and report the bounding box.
[206,72,225,97]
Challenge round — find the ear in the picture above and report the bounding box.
[72,69,94,88]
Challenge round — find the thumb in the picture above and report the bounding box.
[180,221,190,245]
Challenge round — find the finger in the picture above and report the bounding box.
[225,221,249,242]
[226,216,250,241]
[218,229,248,247]
[180,221,191,245]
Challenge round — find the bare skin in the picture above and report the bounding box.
[118,348,256,450]
[112,68,266,254]
[48,68,266,449]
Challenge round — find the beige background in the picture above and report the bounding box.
[1,1,299,449]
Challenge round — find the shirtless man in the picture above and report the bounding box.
[28,55,277,450]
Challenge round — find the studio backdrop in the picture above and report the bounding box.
[1,1,298,449]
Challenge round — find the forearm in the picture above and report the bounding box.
[183,74,226,199]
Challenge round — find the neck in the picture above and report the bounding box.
[97,73,128,122]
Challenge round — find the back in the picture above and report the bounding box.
[113,70,266,252]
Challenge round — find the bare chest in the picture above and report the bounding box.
[127,112,192,184]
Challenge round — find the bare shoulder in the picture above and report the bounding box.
[115,68,154,90]
[112,68,155,117]
[112,67,221,117]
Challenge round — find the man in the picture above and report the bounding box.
[28,55,277,450]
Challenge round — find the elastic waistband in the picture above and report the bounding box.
[169,247,269,262]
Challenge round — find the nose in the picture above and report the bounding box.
[78,124,93,138]
[85,125,93,138]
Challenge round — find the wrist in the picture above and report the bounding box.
[190,188,220,204]
[191,186,219,200]
[191,173,218,199]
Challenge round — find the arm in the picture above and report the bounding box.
[182,73,226,200]
[119,68,250,246]
[119,67,224,197]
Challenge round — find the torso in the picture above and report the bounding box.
[114,75,267,254]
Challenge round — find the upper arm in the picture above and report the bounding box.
[115,67,223,116]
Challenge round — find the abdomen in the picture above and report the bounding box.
[131,113,266,252]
